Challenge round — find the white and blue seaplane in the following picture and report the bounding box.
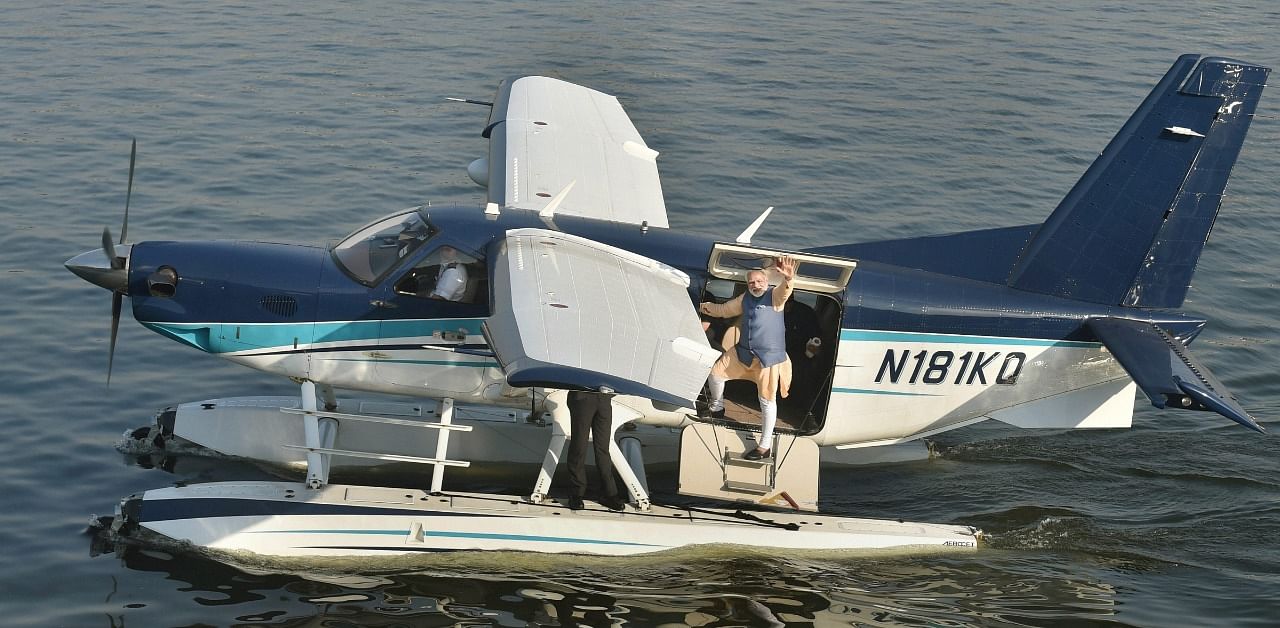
[69,55,1267,558]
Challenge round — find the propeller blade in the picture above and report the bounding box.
[101,227,123,270]
[121,138,135,244]
[101,139,136,385]
[108,291,122,385]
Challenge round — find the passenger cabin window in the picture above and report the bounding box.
[394,246,487,305]
[332,211,436,284]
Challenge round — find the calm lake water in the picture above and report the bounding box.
[4,1,1279,625]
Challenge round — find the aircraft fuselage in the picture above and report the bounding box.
[122,203,1206,447]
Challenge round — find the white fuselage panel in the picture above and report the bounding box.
[814,329,1133,447]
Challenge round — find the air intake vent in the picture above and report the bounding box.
[260,295,298,318]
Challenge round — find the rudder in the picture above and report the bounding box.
[1007,55,1269,308]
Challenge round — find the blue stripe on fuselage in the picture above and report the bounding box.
[836,260,1209,344]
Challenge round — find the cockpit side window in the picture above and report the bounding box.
[332,210,436,284]
[394,245,488,305]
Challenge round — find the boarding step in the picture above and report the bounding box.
[677,423,820,511]
[722,454,775,494]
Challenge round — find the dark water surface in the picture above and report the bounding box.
[4,1,1279,625]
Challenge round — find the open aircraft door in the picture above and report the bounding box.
[706,243,857,294]
[704,242,859,421]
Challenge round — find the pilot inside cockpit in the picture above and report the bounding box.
[429,245,468,301]
[394,245,484,304]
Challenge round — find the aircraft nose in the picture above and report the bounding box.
[65,244,132,292]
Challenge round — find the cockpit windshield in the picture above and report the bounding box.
[332,210,436,284]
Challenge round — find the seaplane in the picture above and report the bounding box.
[69,54,1268,558]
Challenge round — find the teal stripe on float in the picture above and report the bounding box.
[840,329,1100,349]
[253,528,659,547]
[324,358,500,368]
[422,530,660,547]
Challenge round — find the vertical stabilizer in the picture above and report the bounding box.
[1007,55,1269,307]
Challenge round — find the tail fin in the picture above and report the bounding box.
[1007,55,1269,308]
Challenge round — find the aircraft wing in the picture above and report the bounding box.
[481,76,669,227]
[1087,317,1264,432]
[483,228,720,408]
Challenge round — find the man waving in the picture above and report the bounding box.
[699,256,797,460]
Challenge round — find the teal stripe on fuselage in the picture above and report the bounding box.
[311,318,486,343]
[831,387,939,397]
[143,318,487,354]
[840,329,1100,349]
[143,322,216,352]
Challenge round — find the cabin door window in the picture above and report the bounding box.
[373,245,495,394]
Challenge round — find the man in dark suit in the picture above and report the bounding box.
[565,390,626,511]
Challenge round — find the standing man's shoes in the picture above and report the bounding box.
[567,496,585,510]
[600,496,627,512]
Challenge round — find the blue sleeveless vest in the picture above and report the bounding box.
[736,287,787,367]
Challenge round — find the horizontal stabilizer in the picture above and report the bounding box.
[1087,317,1263,432]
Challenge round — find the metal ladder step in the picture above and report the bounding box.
[280,406,473,431]
[281,445,470,467]
[724,456,774,469]
[290,392,466,492]
[721,450,775,494]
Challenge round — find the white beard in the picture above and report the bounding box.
[748,286,767,298]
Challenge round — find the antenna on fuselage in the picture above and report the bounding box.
[445,97,494,107]
[736,206,774,245]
